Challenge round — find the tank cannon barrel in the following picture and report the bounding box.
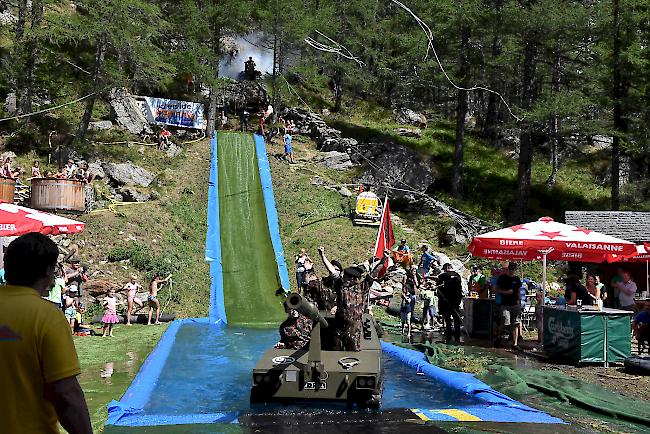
[286,293,328,328]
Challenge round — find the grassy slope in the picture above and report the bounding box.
[74,139,211,318]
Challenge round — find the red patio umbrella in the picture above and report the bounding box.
[0,202,85,236]
[469,216,637,299]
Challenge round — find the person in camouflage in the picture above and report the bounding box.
[303,274,337,311]
[318,247,389,351]
[275,302,313,350]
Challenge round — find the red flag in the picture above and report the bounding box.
[374,196,395,259]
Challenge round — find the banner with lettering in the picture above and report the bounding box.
[144,97,205,129]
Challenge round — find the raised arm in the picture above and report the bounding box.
[318,247,338,275]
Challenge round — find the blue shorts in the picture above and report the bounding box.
[284,145,292,154]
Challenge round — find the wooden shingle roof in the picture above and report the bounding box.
[565,211,650,244]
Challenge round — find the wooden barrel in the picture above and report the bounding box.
[0,177,15,203]
[31,178,85,212]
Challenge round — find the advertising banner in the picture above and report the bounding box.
[144,97,204,129]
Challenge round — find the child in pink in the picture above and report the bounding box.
[102,289,119,337]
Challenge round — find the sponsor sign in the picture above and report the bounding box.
[304,381,327,390]
[144,97,205,129]
[547,316,575,349]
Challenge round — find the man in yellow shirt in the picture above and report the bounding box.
[0,233,92,434]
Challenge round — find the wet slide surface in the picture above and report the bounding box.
[217,132,285,325]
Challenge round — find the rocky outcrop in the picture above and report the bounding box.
[108,88,152,135]
[103,162,154,187]
[394,128,421,138]
[217,80,268,111]
[282,108,358,153]
[394,108,427,127]
[356,141,436,205]
[89,120,113,131]
[315,151,354,171]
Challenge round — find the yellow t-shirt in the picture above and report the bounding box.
[0,285,81,434]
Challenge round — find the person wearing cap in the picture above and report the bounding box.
[397,239,410,253]
[495,262,523,349]
[319,246,382,351]
[437,263,463,341]
[275,301,313,350]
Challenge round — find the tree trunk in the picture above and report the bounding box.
[18,0,44,115]
[546,41,562,187]
[76,36,107,141]
[205,28,221,138]
[483,0,503,144]
[611,0,625,210]
[510,35,537,224]
[452,24,471,199]
[333,68,343,112]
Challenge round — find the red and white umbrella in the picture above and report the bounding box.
[0,202,85,236]
[469,216,637,297]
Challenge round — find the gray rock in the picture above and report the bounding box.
[108,88,152,135]
[119,186,151,202]
[338,186,353,197]
[394,128,421,138]
[315,151,354,171]
[0,11,18,25]
[87,162,105,179]
[357,141,436,204]
[4,92,16,115]
[394,108,427,127]
[113,194,124,202]
[444,226,469,245]
[103,162,155,187]
[217,80,268,111]
[591,135,613,150]
[164,142,182,158]
[89,120,113,131]
[450,259,466,275]
[311,176,324,186]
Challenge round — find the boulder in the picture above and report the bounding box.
[217,80,268,112]
[89,120,113,131]
[394,128,421,138]
[315,151,354,171]
[103,162,155,187]
[356,141,436,204]
[4,92,16,115]
[338,186,353,197]
[394,108,427,127]
[87,162,105,179]
[119,186,151,202]
[0,10,18,25]
[160,142,182,158]
[443,226,469,245]
[108,88,152,135]
[1,151,16,161]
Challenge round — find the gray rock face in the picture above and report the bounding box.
[315,151,354,171]
[0,11,18,25]
[394,128,421,138]
[218,80,268,111]
[4,92,16,115]
[103,162,154,187]
[87,162,105,179]
[394,108,427,127]
[159,142,182,158]
[283,108,358,153]
[119,186,151,202]
[356,141,436,204]
[89,120,113,130]
[338,186,353,197]
[444,226,469,245]
[108,88,152,135]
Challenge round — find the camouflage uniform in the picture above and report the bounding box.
[304,277,337,311]
[334,277,369,351]
[279,311,313,350]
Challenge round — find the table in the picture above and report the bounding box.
[463,297,495,340]
[634,298,649,311]
[543,305,633,366]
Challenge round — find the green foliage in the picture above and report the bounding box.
[107,242,177,278]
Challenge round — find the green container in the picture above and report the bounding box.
[543,306,632,366]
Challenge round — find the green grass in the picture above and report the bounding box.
[75,324,168,433]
